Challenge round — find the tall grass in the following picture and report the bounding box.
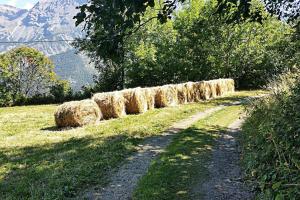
[242,71,300,199]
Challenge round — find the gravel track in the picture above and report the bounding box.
[81,105,228,200]
[192,117,254,200]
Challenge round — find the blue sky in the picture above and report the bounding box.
[0,0,38,9]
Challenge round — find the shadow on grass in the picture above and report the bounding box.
[0,134,141,199]
[2,94,250,199]
[133,125,228,200]
[40,126,64,132]
[1,123,232,200]
[212,96,245,105]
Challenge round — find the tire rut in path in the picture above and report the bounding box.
[192,117,254,200]
[82,103,238,200]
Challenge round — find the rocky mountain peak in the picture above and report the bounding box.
[0,0,94,91]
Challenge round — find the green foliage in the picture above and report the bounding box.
[0,46,59,106]
[74,0,299,51]
[73,0,160,90]
[0,47,94,106]
[216,0,300,24]
[123,0,298,89]
[74,0,298,92]
[50,80,72,103]
[242,71,300,199]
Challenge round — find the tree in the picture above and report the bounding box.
[73,0,158,90]
[74,0,299,62]
[74,0,299,91]
[50,80,72,103]
[0,46,58,106]
[73,0,178,90]
[123,0,298,88]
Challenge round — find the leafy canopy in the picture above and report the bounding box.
[74,0,299,53]
[73,0,299,91]
[124,0,298,89]
[0,46,58,106]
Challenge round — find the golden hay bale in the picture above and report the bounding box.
[151,86,160,94]
[194,81,206,101]
[211,81,218,98]
[154,85,178,108]
[226,79,235,93]
[175,83,188,104]
[183,81,205,102]
[122,87,148,114]
[193,82,206,102]
[54,99,102,128]
[215,79,225,96]
[92,91,126,119]
[184,82,197,102]
[142,87,155,110]
[214,79,235,96]
[151,86,160,107]
[205,80,218,98]
[201,81,212,100]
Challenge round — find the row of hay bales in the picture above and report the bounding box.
[54,79,234,128]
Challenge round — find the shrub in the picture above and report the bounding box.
[50,80,72,103]
[242,71,300,199]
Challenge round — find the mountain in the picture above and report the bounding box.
[50,50,95,91]
[0,5,28,41]
[0,0,96,90]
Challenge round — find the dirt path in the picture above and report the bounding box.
[82,105,230,200]
[192,117,254,200]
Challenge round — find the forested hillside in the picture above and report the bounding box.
[50,50,95,91]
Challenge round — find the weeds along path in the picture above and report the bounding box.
[192,117,254,200]
[82,101,241,200]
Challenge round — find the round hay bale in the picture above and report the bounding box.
[184,82,196,102]
[215,79,225,96]
[154,85,178,108]
[122,87,148,114]
[202,81,212,100]
[215,79,235,95]
[54,99,102,128]
[92,91,126,119]
[206,80,218,98]
[226,79,235,93]
[151,86,160,108]
[175,83,188,104]
[193,82,206,102]
[194,81,206,101]
[142,87,155,110]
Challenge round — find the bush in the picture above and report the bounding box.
[50,80,72,103]
[0,88,13,107]
[242,72,300,199]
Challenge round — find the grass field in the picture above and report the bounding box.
[0,90,264,199]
